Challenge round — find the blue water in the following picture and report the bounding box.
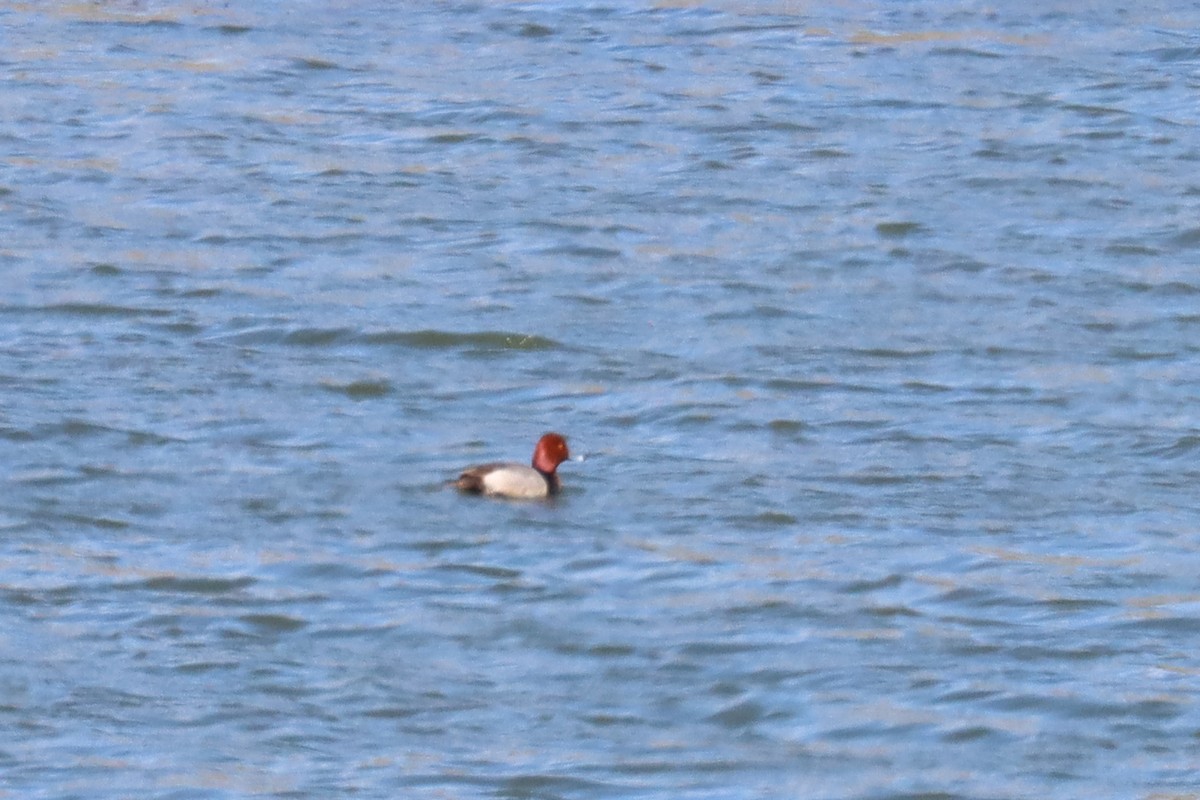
[3,2,1200,798]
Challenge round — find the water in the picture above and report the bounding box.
[3,2,1199,798]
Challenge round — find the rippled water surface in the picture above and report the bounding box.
[4,2,1200,798]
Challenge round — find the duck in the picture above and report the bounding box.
[454,433,570,499]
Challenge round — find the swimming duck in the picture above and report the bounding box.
[454,432,570,499]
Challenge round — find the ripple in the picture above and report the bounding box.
[292,57,340,71]
[875,221,928,239]
[319,376,393,399]
[498,774,616,797]
[1169,227,1200,248]
[1149,434,1200,458]
[729,511,798,527]
[437,563,523,580]
[942,724,1008,743]
[30,302,173,319]
[239,613,307,633]
[283,327,354,346]
[365,329,562,350]
[205,326,563,352]
[708,699,771,728]
[137,575,256,595]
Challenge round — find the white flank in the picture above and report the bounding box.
[480,465,550,498]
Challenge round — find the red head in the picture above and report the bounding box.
[531,433,570,474]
